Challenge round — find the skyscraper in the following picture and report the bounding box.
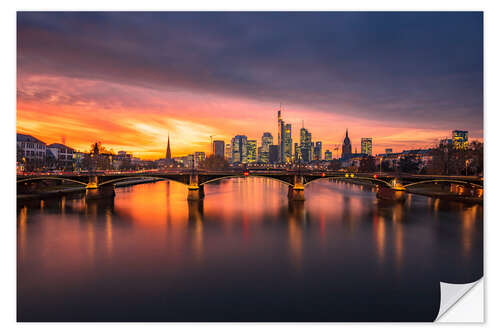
[283,123,292,163]
[361,138,372,156]
[231,135,248,164]
[259,132,273,163]
[269,145,280,164]
[342,129,352,160]
[313,141,322,160]
[294,142,301,162]
[299,127,313,163]
[277,108,292,163]
[225,143,232,161]
[277,109,284,162]
[212,140,225,158]
[247,140,257,163]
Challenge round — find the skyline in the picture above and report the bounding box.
[17,12,483,159]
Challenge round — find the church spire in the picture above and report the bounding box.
[166,133,172,161]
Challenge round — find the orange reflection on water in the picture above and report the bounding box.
[393,218,404,272]
[288,217,303,271]
[461,205,478,259]
[374,215,386,264]
[18,206,28,262]
[105,208,113,258]
[115,181,189,229]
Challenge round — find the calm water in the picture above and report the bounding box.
[17,178,483,322]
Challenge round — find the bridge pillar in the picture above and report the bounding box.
[288,175,305,201]
[87,175,98,189]
[187,174,204,201]
[85,184,115,201]
[376,186,406,203]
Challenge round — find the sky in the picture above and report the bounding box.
[17,12,483,159]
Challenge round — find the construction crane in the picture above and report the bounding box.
[334,144,340,159]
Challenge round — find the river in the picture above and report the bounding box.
[17,178,483,321]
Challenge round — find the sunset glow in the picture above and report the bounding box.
[17,12,483,159]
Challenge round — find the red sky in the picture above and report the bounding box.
[17,12,483,160]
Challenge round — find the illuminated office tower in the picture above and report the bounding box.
[283,124,292,163]
[231,135,248,164]
[277,109,284,162]
[212,140,225,158]
[225,144,232,161]
[313,141,322,160]
[299,127,313,163]
[247,140,257,163]
[324,150,333,161]
[452,130,469,149]
[361,138,372,156]
[259,132,273,163]
[277,108,292,163]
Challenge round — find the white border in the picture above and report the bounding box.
[2,0,498,331]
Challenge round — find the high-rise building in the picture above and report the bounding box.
[452,130,469,149]
[283,124,292,163]
[313,141,322,160]
[247,140,257,163]
[269,145,280,164]
[231,135,248,164]
[294,142,301,162]
[341,129,352,159]
[277,109,284,162]
[259,132,273,163]
[299,127,313,163]
[361,138,372,156]
[212,140,225,158]
[225,144,232,161]
[277,108,292,163]
[385,148,393,154]
[325,150,333,161]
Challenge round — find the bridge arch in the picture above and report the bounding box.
[200,175,293,187]
[304,176,394,188]
[98,176,187,187]
[16,176,88,186]
[402,179,483,189]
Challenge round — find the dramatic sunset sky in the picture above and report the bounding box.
[17,12,483,159]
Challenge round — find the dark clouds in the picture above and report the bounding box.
[17,12,483,133]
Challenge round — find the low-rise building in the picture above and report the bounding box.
[47,143,75,170]
[17,133,47,170]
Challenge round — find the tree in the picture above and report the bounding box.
[359,156,376,172]
[328,159,342,171]
[199,155,229,170]
[398,155,420,174]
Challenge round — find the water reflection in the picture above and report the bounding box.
[17,178,483,322]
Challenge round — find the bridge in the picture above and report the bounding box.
[17,170,483,202]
